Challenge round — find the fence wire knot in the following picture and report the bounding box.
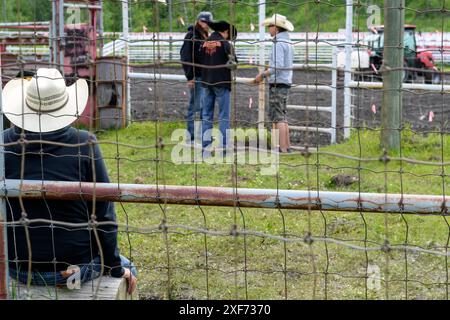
[88,218,98,229]
[398,198,405,212]
[226,55,238,71]
[156,137,165,150]
[18,137,28,146]
[159,219,168,232]
[230,224,239,237]
[379,149,391,164]
[381,240,392,253]
[304,232,314,245]
[301,145,312,159]
[19,216,30,226]
[441,202,448,215]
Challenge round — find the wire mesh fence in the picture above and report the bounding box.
[0,0,449,300]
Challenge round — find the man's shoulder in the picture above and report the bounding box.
[65,127,96,142]
[3,126,14,135]
[273,38,293,53]
[2,126,96,144]
[2,127,16,143]
[183,28,195,39]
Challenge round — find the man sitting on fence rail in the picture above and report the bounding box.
[2,68,137,294]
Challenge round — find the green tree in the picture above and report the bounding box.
[0,0,447,32]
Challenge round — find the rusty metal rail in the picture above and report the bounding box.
[1,180,448,215]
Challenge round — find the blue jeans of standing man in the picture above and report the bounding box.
[187,78,204,143]
[9,255,137,286]
[201,86,231,150]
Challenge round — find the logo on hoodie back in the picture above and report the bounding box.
[203,41,222,56]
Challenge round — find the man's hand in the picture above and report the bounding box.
[187,80,195,89]
[122,268,137,295]
[254,73,264,84]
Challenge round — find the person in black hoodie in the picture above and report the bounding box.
[1,68,137,294]
[201,20,238,155]
[180,11,213,143]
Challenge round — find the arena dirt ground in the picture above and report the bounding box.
[130,66,448,146]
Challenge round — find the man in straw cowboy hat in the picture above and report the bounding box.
[2,68,137,294]
[254,14,294,153]
[201,20,238,157]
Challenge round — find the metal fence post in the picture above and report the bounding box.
[58,0,65,72]
[0,51,9,300]
[331,46,337,144]
[343,0,353,140]
[257,0,266,131]
[122,0,131,126]
[168,0,172,61]
[381,0,404,151]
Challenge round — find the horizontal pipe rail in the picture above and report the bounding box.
[129,72,254,85]
[63,3,102,10]
[289,126,334,134]
[349,81,450,92]
[1,180,448,215]
[287,105,332,112]
[291,84,333,92]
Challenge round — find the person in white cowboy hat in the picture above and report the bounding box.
[2,68,137,294]
[253,14,294,153]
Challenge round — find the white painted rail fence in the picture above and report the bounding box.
[2,31,449,65]
[101,31,450,65]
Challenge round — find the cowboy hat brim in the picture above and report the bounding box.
[2,78,88,133]
[262,17,294,32]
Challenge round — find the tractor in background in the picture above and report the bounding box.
[365,25,441,83]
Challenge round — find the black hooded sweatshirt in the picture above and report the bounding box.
[180,25,208,80]
[201,31,237,90]
[3,126,124,278]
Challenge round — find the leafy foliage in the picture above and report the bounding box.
[0,0,448,32]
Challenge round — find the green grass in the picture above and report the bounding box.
[97,122,450,300]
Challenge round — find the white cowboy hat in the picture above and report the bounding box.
[2,68,88,133]
[262,14,294,32]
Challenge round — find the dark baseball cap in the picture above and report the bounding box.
[197,11,213,23]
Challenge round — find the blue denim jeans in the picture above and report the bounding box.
[201,86,231,149]
[9,255,137,286]
[187,78,204,142]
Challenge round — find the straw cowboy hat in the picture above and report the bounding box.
[262,14,294,32]
[2,68,88,133]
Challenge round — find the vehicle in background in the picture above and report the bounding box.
[365,25,441,83]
